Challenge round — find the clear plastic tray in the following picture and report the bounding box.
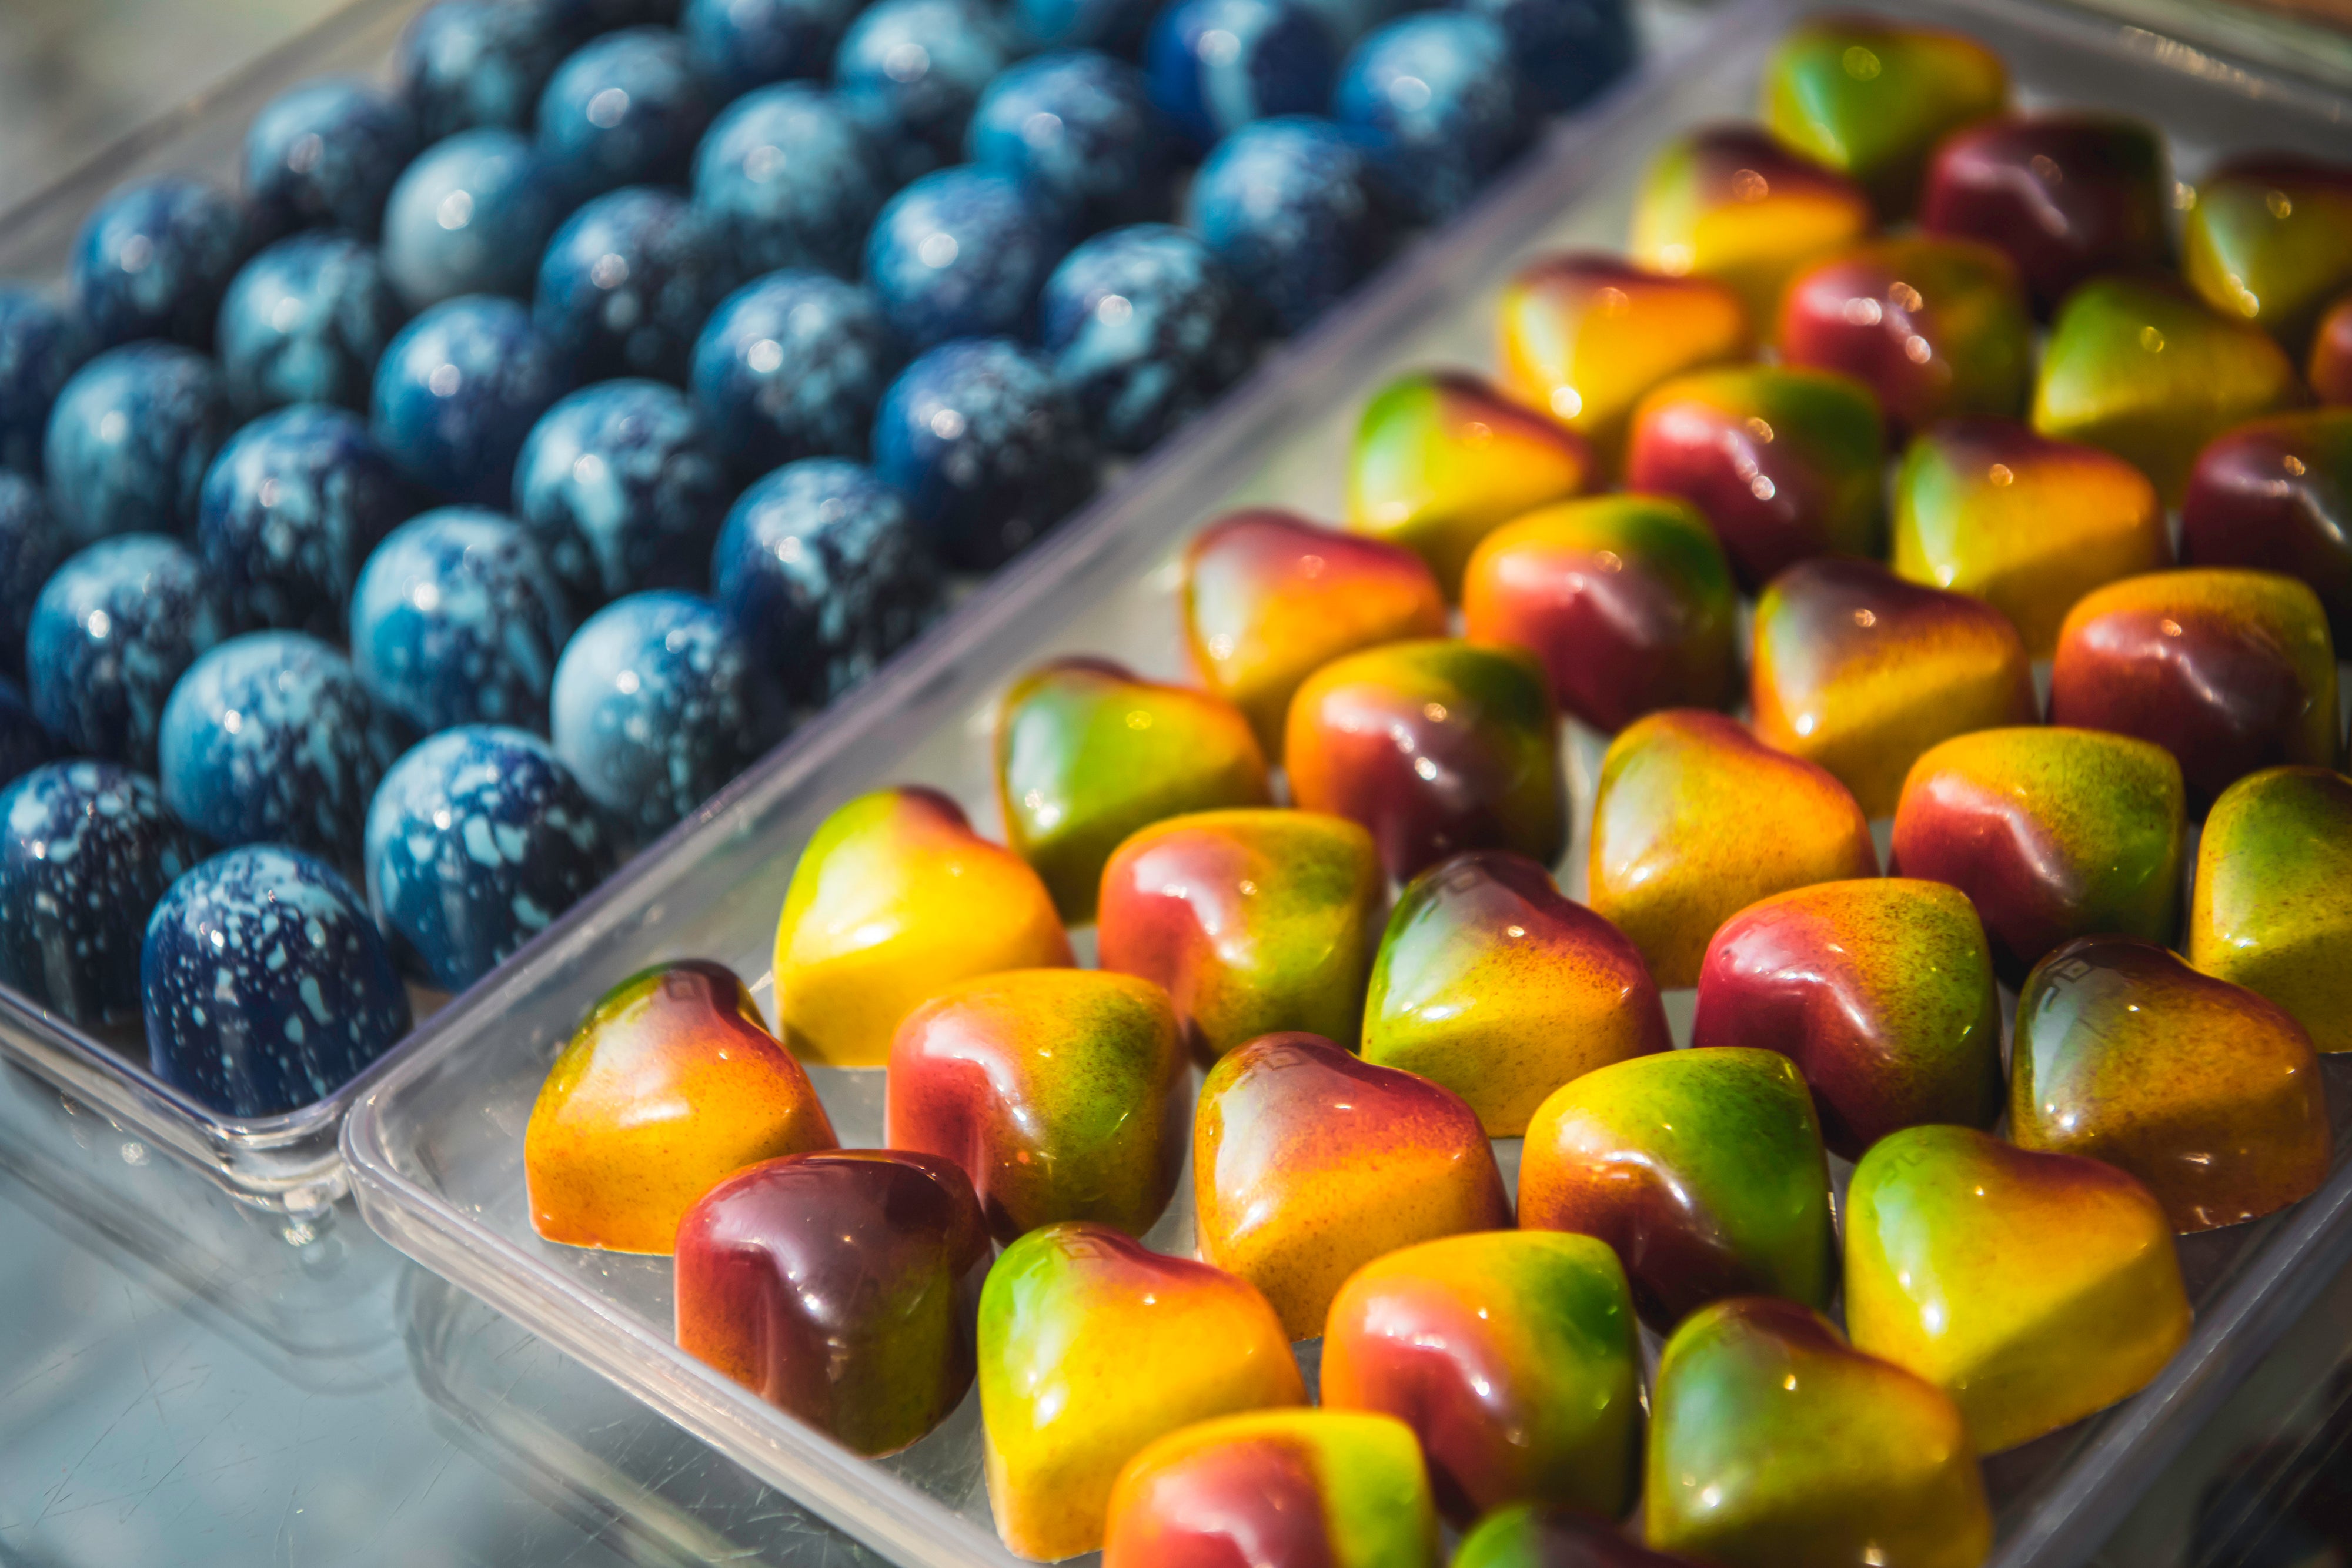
[335,2,2352,1564]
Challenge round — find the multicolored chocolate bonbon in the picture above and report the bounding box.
[1892,417,2171,655]
[1589,710,1876,987]
[2190,766,2352,1053]
[1345,370,1593,594]
[1749,556,2036,816]
[2182,155,2352,357]
[1194,1031,1510,1340]
[1693,878,2003,1157]
[1461,494,1740,733]
[1496,253,1752,464]
[1102,1409,1439,1568]
[2049,568,2338,811]
[1920,115,2171,313]
[2012,935,2328,1233]
[1322,1229,1641,1524]
[1778,237,2033,438]
[1362,850,1668,1137]
[2032,275,2307,503]
[1760,15,2009,213]
[978,1221,1307,1560]
[1629,125,1875,329]
[1098,808,1385,1059]
[887,968,1190,1242]
[1286,638,1565,884]
[675,1149,989,1455]
[1844,1124,2190,1453]
[995,657,1271,922]
[2180,410,2352,644]
[1891,727,2186,975]
[526,960,838,1255]
[771,787,1073,1068]
[1623,364,1885,589]
[1646,1297,1993,1567]
[1519,1046,1836,1330]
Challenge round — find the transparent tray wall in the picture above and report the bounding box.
[341,1,2352,1565]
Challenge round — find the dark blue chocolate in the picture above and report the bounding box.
[369,295,572,504]
[689,269,900,474]
[243,76,423,243]
[26,534,226,771]
[550,589,788,835]
[537,26,713,198]
[217,235,410,417]
[535,186,730,385]
[70,176,250,352]
[968,50,1175,234]
[43,343,234,544]
[1185,115,1394,332]
[711,455,940,703]
[198,404,420,638]
[0,761,207,1026]
[381,129,567,309]
[363,724,615,989]
[348,506,573,733]
[1039,222,1258,452]
[870,337,1094,570]
[143,844,411,1115]
[865,166,1070,349]
[692,82,890,279]
[512,378,729,609]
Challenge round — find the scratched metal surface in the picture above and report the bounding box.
[0,1057,881,1567]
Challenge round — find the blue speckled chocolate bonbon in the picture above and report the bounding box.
[534,188,729,386]
[158,633,413,865]
[690,270,900,473]
[512,379,729,609]
[349,507,572,733]
[968,51,1175,233]
[550,590,787,834]
[244,78,422,243]
[0,288,89,477]
[1456,0,1631,113]
[833,0,1020,182]
[0,474,68,678]
[1144,0,1337,149]
[27,535,225,771]
[691,83,888,280]
[683,0,860,98]
[143,844,410,1115]
[871,337,1096,569]
[369,295,571,504]
[198,404,419,638]
[0,680,55,790]
[1188,116,1393,332]
[0,761,206,1025]
[537,27,713,198]
[380,130,566,310]
[1335,14,1529,223]
[710,456,941,701]
[1040,223,1258,452]
[396,0,573,141]
[1015,0,1158,53]
[44,344,233,546]
[865,166,1071,350]
[364,724,615,989]
[70,176,248,352]
[217,235,409,417]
